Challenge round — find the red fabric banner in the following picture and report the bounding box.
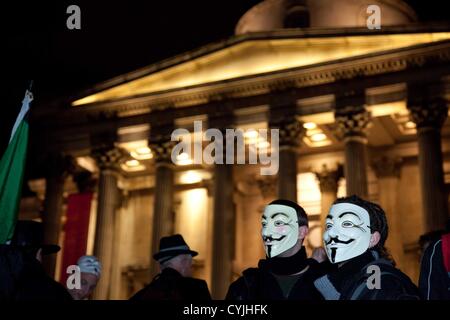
[442,233,450,273]
[59,192,93,286]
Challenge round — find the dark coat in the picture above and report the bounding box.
[314,250,420,300]
[0,245,72,301]
[419,235,450,300]
[129,268,211,301]
[226,249,323,301]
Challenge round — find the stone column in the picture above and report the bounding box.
[269,103,304,201]
[209,114,236,299]
[91,147,125,300]
[42,153,72,278]
[335,105,371,198]
[148,128,176,277]
[408,83,449,232]
[315,164,343,230]
[371,156,405,269]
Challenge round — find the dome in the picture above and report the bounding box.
[235,0,417,35]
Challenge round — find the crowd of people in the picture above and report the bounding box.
[1,195,449,300]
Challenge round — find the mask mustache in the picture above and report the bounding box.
[325,236,354,245]
[263,235,286,242]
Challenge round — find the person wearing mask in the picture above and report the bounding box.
[314,195,419,300]
[226,199,322,300]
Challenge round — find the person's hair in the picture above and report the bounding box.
[160,254,183,269]
[333,195,392,262]
[268,199,308,227]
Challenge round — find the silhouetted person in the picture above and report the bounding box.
[129,234,211,300]
[0,220,72,301]
[419,219,450,300]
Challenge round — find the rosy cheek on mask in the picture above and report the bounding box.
[275,226,288,234]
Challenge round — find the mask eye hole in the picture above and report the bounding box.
[261,221,267,228]
[342,221,355,228]
[325,222,333,230]
[274,220,286,227]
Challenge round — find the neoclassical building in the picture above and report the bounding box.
[25,0,450,299]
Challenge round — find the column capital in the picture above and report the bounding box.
[255,175,278,200]
[91,146,127,172]
[408,99,448,131]
[407,81,448,130]
[371,156,403,178]
[314,163,343,193]
[269,117,304,150]
[148,138,177,166]
[334,106,371,143]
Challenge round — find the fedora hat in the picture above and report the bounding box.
[153,234,198,263]
[8,220,60,255]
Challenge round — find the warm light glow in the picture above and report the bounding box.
[72,32,450,106]
[303,122,317,130]
[175,188,208,261]
[136,147,151,154]
[297,173,321,216]
[176,152,194,166]
[76,157,97,172]
[310,133,327,142]
[367,101,407,117]
[180,170,203,184]
[130,146,153,160]
[244,130,260,144]
[125,160,140,167]
[121,160,146,172]
[244,130,259,139]
[405,121,416,129]
[257,140,270,149]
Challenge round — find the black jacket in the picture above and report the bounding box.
[419,235,450,300]
[314,250,420,300]
[129,268,211,301]
[226,247,323,300]
[0,245,72,301]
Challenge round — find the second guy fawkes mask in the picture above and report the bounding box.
[323,203,371,264]
[262,204,299,258]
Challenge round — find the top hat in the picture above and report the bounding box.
[153,234,198,263]
[8,220,60,255]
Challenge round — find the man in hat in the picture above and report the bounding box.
[129,234,211,300]
[0,220,72,300]
[67,255,102,300]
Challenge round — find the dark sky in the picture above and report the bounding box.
[0,1,260,141]
[0,0,448,152]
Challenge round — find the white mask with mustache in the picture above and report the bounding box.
[323,203,371,264]
[262,204,299,258]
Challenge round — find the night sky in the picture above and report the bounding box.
[0,0,448,155]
